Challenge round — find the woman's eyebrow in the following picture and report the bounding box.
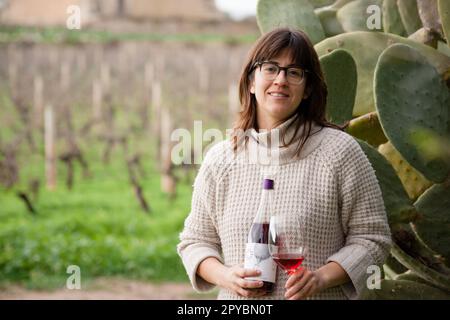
[266,60,301,68]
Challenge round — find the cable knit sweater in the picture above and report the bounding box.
[177,116,392,300]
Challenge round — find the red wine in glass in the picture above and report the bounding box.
[268,215,308,276]
[272,253,305,275]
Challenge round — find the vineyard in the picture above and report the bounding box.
[0,34,252,290]
[2,0,450,300]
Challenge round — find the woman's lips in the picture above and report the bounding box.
[268,92,289,99]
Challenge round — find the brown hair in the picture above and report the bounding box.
[232,27,347,156]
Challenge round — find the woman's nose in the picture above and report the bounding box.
[273,70,288,85]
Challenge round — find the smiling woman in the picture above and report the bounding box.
[250,53,309,131]
[234,27,338,155]
[177,28,392,300]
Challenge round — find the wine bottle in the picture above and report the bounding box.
[243,178,277,292]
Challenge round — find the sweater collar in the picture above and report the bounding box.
[243,116,325,166]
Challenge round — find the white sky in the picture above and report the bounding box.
[214,0,258,20]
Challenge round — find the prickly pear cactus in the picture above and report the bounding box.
[383,0,407,36]
[347,112,387,147]
[397,0,422,35]
[256,0,450,299]
[309,0,335,8]
[315,5,345,37]
[314,31,450,116]
[356,140,418,226]
[378,141,432,201]
[440,0,450,49]
[374,43,450,183]
[256,0,325,44]
[414,183,450,261]
[362,279,450,300]
[319,49,356,125]
[336,0,383,32]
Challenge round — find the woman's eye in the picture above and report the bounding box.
[264,66,277,73]
[288,70,302,77]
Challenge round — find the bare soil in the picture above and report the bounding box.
[0,278,218,300]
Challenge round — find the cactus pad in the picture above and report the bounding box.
[397,0,423,35]
[413,183,450,262]
[337,0,383,32]
[356,139,417,225]
[363,279,450,299]
[309,0,335,8]
[319,49,356,125]
[346,112,388,147]
[391,241,450,292]
[439,0,450,49]
[315,6,344,37]
[315,32,450,116]
[383,0,407,36]
[374,43,450,183]
[256,0,325,44]
[378,141,433,201]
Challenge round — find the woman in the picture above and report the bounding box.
[177,28,392,300]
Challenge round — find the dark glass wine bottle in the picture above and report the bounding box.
[243,178,277,293]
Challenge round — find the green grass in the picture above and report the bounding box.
[0,143,195,290]
[0,25,258,44]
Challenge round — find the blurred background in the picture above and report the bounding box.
[2,0,450,300]
[0,0,260,299]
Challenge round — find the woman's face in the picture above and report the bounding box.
[250,50,309,129]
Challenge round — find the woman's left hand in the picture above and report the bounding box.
[284,267,326,300]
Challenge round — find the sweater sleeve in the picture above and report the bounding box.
[326,136,392,300]
[177,156,223,293]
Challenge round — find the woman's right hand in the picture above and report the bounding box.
[218,264,267,298]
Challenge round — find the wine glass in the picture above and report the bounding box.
[268,214,307,275]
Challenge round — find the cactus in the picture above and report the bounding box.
[374,43,450,183]
[315,6,345,37]
[378,141,432,201]
[257,0,450,298]
[383,0,407,36]
[356,140,418,226]
[390,238,450,292]
[417,0,442,36]
[414,183,450,261]
[384,253,408,278]
[314,0,354,36]
[336,0,383,32]
[319,49,356,125]
[397,0,422,35]
[362,279,450,300]
[315,32,450,116]
[256,0,325,44]
[346,112,387,147]
[439,0,450,49]
[309,0,335,8]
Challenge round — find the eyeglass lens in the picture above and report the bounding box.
[260,62,305,84]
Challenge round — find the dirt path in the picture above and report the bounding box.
[0,278,218,300]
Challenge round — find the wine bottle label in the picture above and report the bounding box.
[243,243,277,283]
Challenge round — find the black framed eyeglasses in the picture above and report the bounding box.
[253,61,309,85]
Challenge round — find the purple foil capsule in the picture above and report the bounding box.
[263,178,274,190]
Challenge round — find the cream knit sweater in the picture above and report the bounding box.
[177,116,392,300]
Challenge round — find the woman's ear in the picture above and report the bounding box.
[250,80,255,94]
[303,86,312,100]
